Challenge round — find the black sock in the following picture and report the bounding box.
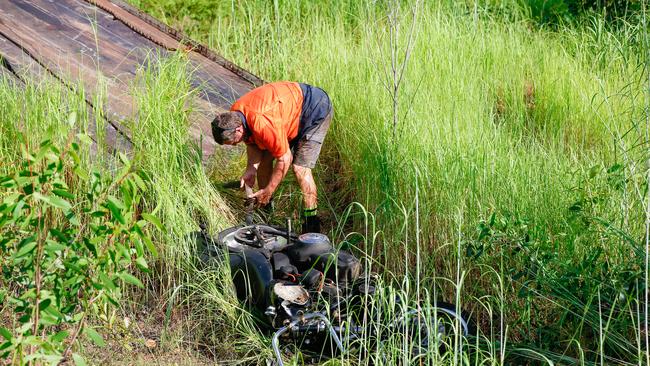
[301,208,321,233]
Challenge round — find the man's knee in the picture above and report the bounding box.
[292,164,312,179]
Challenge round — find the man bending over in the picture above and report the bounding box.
[211,81,332,233]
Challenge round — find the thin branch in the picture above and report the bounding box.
[396,0,422,91]
[637,1,650,364]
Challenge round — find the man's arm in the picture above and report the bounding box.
[246,144,264,168]
[241,144,264,188]
[252,149,292,204]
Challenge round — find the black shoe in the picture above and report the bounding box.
[301,215,321,233]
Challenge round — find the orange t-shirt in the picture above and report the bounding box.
[231,82,304,158]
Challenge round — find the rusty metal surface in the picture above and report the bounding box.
[0,0,260,160]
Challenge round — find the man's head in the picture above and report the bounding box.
[211,112,245,145]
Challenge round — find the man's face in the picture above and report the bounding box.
[224,125,245,145]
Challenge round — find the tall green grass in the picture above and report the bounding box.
[0,58,266,363]
[2,0,647,363]
[129,0,648,363]
[128,54,267,361]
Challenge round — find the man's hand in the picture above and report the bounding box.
[251,187,273,205]
[240,167,257,189]
[250,149,291,206]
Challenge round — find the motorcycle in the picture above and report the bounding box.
[196,188,472,365]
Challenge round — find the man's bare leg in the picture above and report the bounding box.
[293,164,320,233]
[293,164,317,209]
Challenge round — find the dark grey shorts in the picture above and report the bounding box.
[292,107,333,169]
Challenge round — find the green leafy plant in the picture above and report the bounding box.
[517,0,642,24]
[0,133,159,365]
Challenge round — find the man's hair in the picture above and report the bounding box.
[211,112,243,145]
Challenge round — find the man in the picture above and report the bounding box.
[211,81,332,233]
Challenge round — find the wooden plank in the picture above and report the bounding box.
[0,66,22,86]
[0,1,135,126]
[58,0,228,156]
[84,0,258,157]
[86,0,184,51]
[0,0,260,161]
[94,0,263,88]
[0,35,49,82]
[0,31,132,153]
